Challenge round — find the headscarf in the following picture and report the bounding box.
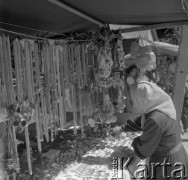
[129,81,176,127]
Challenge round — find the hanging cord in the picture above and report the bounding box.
[0,27,48,40]
[0,21,67,37]
[0,23,118,42]
[0,27,95,42]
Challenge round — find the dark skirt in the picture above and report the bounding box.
[148,146,188,180]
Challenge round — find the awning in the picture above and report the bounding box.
[0,0,188,36]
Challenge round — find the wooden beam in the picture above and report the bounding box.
[151,30,159,41]
[152,41,179,57]
[48,0,107,27]
[120,21,188,33]
[172,26,188,124]
[124,41,179,58]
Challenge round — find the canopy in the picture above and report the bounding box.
[0,0,188,37]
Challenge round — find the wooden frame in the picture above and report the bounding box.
[120,21,188,33]
[172,25,188,123]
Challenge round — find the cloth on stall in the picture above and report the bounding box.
[81,90,95,116]
[65,88,73,112]
[0,82,6,109]
[129,81,188,179]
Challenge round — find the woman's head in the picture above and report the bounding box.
[126,64,138,78]
[185,99,188,105]
[185,92,188,104]
[129,81,176,120]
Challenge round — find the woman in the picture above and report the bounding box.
[126,64,149,86]
[128,81,188,179]
[126,64,138,86]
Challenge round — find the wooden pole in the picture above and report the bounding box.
[151,30,159,41]
[172,26,188,124]
[120,21,188,33]
[152,41,179,57]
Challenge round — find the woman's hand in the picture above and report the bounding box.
[111,126,123,138]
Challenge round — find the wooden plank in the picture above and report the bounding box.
[120,21,188,33]
[152,41,179,57]
[172,26,188,123]
[151,30,159,41]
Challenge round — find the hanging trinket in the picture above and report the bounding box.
[102,92,114,117]
[0,108,8,123]
[8,101,35,133]
[116,38,125,69]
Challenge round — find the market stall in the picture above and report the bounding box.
[0,28,141,179]
[1,0,188,180]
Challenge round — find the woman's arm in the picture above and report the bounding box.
[132,118,162,159]
[122,118,142,132]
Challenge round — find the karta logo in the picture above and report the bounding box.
[112,157,188,179]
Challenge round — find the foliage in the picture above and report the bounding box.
[154,28,181,95]
[157,27,181,45]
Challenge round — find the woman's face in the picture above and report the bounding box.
[186,99,188,105]
[130,68,137,78]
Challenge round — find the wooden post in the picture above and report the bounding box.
[172,26,188,124]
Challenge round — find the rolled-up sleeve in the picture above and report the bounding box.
[132,118,162,159]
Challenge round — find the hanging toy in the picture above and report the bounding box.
[97,47,113,79]
[116,38,125,69]
[124,42,156,72]
[102,93,114,117]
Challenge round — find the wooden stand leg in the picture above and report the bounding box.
[172,26,188,126]
[0,138,7,176]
